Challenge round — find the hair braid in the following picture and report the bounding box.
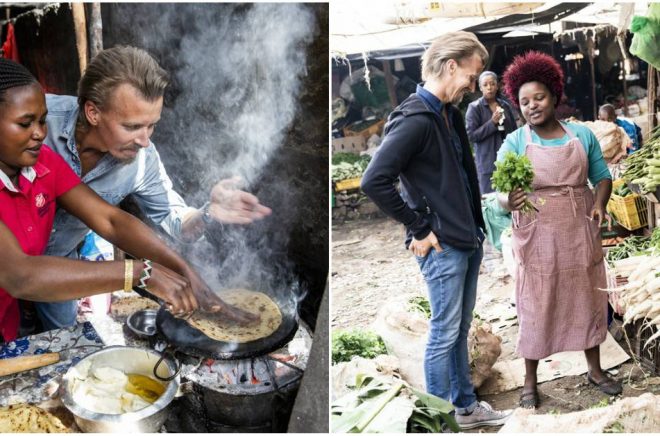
[0,58,38,103]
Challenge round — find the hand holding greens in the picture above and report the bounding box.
[491,151,537,214]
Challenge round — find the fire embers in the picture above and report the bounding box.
[185,324,311,395]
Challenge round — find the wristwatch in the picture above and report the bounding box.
[201,202,213,225]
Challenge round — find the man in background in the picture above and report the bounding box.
[598,103,643,153]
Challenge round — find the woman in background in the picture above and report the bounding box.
[466,71,518,194]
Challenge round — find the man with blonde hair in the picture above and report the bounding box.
[362,31,511,429]
[35,46,270,330]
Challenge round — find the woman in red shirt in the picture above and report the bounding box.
[0,58,250,342]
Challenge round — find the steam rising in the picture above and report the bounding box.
[113,3,319,303]
[168,4,315,188]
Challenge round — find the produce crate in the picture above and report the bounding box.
[607,193,648,230]
[343,118,385,140]
[624,319,660,376]
[335,177,362,191]
[332,135,366,153]
[612,179,625,190]
[627,182,660,204]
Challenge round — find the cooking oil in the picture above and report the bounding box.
[125,374,165,403]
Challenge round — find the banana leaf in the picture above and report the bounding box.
[411,387,459,432]
[332,374,459,433]
[362,396,414,433]
[332,382,404,433]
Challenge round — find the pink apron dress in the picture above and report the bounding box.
[511,124,608,360]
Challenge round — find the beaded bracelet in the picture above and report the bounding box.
[137,259,153,290]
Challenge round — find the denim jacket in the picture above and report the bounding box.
[43,94,195,258]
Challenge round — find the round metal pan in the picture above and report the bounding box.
[154,296,299,360]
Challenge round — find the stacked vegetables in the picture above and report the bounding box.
[332,153,371,183]
[613,182,633,197]
[603,255,660,349]
[622,127,660,193]
[603,227,660,350]
[605,234,658,264]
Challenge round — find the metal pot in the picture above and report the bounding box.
[154,287,300,360]
[61,346,180,433]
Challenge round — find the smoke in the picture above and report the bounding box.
[105,4,319,302]
[162,3,316,191]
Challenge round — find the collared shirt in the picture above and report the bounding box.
[416,85,483,242]
[0,166,37,192]
[43,94,196,259]
[0,145,81,341]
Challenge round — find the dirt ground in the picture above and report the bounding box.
[331,215,660,432]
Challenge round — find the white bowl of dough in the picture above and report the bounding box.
[61,346,179,433]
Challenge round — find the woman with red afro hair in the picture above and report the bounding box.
[496,51,617,408]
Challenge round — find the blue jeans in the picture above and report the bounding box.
[416,242,483,413]
[35,301,78,330]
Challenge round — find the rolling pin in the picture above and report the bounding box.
[0,351,70,377]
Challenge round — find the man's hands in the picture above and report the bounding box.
[409,231,443,257]
[208,177,272,225]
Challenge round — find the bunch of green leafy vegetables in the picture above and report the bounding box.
[408,296,431,320]
[605,227,660,264]
[332,152,370,166]
[332,374,459,433]
[332,330,388,364]
[332,154,372,182]
[491,151,537,214]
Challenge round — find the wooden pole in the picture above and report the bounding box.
[71,2,88,75]
[622,70,629,117]
[88,3,103,59]
[587,35,597,120]
[616,32,630,117]
[649,65,658,131]
[382,59,398,109]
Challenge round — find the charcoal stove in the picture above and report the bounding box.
[160,320,312,433]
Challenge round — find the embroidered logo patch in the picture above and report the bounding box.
[35,192,52,217]
[35,193,45,208]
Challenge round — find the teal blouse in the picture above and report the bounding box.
[496,122,612,186]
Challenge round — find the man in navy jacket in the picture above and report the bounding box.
[361,31,511,430]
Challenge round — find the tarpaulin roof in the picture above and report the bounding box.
[331,1,649,61]
[331,1,548,58]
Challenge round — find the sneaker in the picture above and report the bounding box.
[455,401,512,430]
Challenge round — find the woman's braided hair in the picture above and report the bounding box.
[0,58,38,104]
